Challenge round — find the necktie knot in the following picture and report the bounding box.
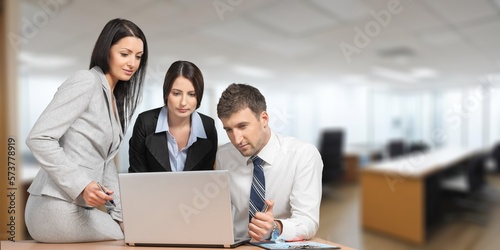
[252,156,263,168]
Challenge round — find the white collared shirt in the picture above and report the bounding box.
[216,131,323,241]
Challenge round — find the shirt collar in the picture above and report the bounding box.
[155,106,207,140]
[248,130,278,167]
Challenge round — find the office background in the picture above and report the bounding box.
[18,0,500,171]
[4,0,500,249]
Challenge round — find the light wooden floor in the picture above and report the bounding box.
[316,175,500,250]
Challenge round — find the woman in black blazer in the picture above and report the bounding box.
[129,61,217,172]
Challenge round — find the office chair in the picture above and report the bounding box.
[440,153,488,225]
[318,129,344,197]
[408,142,429,154]
[387,140,406,158]
[492,143,500,173]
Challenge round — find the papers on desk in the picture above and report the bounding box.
[250,241,340,249]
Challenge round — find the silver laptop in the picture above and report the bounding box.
[118,170,248,248]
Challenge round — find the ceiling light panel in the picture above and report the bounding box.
[311,0,370,22]
[249,1,338,36]
[201,19,316,57]
[423,0,497,24]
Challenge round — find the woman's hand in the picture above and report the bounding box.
[82,181,114,207]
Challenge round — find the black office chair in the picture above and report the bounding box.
[387,140,406,158]
[408,142,429,154]
[318,129,344,189]
[440,153,489,225]
[491,143,500,173]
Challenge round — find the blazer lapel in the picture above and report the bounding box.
[184,138,213,171]
[93,67,122,157]
[145,133,172,171]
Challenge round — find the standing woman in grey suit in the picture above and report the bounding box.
[25,18,148,243]
[128,60,217,173]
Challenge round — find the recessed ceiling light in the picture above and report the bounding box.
[377,46,415,65]
[410,67,438,79]
[372,66,417,83]
[377,46,415,58]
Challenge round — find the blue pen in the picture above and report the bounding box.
[96,182,116,207]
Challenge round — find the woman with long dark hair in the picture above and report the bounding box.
[128,60,217,173]
[25,18,148,243]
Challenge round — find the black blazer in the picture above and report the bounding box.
[128,107,217,172]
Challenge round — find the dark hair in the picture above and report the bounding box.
[163,60,204,109]
[217,83,266,119]
[89,18,148,132]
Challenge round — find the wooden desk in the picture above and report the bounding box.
[361,147,481,245]
[0,238,356,250]
[343,144,384,182]
[343,154,359,182]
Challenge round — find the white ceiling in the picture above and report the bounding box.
[18,0,500,90]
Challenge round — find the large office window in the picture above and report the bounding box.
[371,90,433,148]
[433,89,463,148]
[421,93,434,146]
[20,70,66,157]
[372,91,402,146]
[213,84,370,149]
[400,93,427,143]
[463,86,485,148]
[489,84,500,147]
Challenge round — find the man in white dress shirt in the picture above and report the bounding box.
[215,83,323,242]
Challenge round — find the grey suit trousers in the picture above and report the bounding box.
[25,194,123,243]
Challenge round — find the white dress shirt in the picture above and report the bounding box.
[216,131,323,241]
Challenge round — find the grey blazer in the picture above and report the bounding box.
[26,66,123,221]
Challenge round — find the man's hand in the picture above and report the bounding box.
[249,200,275,241]
[82,181,114,207]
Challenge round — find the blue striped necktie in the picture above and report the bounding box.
[249,156,265,221]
